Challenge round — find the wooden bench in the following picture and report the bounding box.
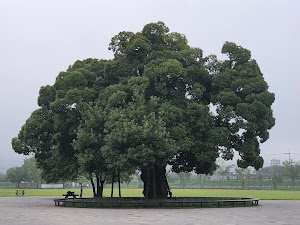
[63,191,79,198]
[16,190,25,196]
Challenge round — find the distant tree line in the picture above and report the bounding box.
[2,158,42,188]
[2,158,300,190]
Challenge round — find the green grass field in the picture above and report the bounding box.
[1,188,300,200]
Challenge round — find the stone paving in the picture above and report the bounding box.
[0,197,299,225]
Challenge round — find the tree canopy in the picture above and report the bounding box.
[12,21,275,198]
[6,157,41,188]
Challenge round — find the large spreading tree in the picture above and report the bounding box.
[12,21,275,199]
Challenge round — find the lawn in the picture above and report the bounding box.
[1,188,300,200]
[171,189,300,200]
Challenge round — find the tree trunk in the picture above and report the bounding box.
[96,175,101,197]
[140,165,171,199]
[111,170,115,197]
[152,167,156,199]
[90,178,96,197]
[91,175,105,197]
[100,179,105,197]
[118,167,121,198]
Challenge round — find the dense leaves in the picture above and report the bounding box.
[6,158,41,188]
[12,22,275,198]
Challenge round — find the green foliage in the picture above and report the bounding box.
[211,42,275,169]
[215,159,234,179]
[0,172,6,182]
[12,22,275,197]
[22,158,42,185]
[235,167,251,189]
[270,170,283,189]
[5,158,41,188]
[283,161,300,185]
[6,167,25,187]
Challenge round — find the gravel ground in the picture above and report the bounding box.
[0,197,299,225]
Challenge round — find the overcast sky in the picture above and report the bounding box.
[0,0,299,172]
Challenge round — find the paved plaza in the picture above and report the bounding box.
[0,197,299,225]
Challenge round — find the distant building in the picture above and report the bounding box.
[41,184,64,189]
[210,173,238,180]
[271,159,281,166]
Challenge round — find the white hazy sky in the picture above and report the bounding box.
[0,0,299,172]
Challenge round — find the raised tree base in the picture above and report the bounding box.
[54,197,259,208]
